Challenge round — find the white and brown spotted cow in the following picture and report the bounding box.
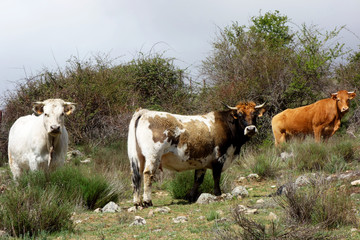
[127,102,266,207]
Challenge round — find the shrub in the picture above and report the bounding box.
[167,170,216,199]
[0,181,73,237]
[206,210,220,221]
[215,205,332,240]
[49,166,119,210]
[239,146,282,179]
[277,178,358,229]
[250,153,281,179]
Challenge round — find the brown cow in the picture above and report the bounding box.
[272,90,356,146]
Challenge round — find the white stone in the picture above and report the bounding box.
[351,180,360,186]
[154,206,171,213]
[196,193,217,204]
[130,216,146,226]
[173,216,188,223]
[231,186,249,198]
[102,201,121,213]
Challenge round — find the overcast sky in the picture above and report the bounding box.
[1,0,359,99]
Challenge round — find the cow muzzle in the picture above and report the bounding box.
[49,125,61,135]
[244,125,257,136]
[341,107,349,112]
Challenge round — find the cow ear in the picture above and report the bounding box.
[257,108,266,117]
[349,91,356,100]
[230,111,238,119]
[63,103,76,115]
[331,93,338,100]
[32,102,44,115]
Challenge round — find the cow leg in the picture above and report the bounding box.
[273,128,286,147]
[212,162,223,196]
[313,126,323,142]
[187,169,206,202]
[142,158,160,207]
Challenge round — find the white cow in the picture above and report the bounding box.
[8,99,76,179]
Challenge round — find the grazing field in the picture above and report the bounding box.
[1,136,360,239]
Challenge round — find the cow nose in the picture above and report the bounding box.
[244,125,257,136]
[50,125,60,133]
[342,107,349,112]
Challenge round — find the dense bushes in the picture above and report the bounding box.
[0,165,121,237]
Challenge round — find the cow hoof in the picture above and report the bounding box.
[185,193,199,203]
[143,200,153,207]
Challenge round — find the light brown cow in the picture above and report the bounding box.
[272,90,356,146]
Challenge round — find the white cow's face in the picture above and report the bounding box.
[33,99,75,136]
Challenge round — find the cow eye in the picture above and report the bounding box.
[44,113,49,117]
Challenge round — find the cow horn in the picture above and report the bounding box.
[221,102,237,110]
[63,102,76,105]
[255,102,266,109]
[348,90,356,94]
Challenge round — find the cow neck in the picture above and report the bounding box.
[222,111,248,155]
[47,134,59,167]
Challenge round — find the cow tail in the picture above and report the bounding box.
[127,109,146,199]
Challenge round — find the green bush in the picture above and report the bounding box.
[278,179,358,229]
[167,170,216,199]
[49,166,119,209]
[251,153,281,179]
[206,210,220,221]
[0,180,73,237]
[290,141,329,171]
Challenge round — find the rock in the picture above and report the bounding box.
[236,205,258,215]
[247,173,260,180]
[280,152,294,161]
[220,193,233,201]
[102,201,121,213]
[94,208,102,213]
[254,198,278,209]
[236,176,247,183]
[256,199,265,204]
[295,175,310,186]
[198,216,205,220]
[196,193,217,204]
[74,219,82,224]
[173,216,188,223]
[148,210,154,217]
[154,206,171,213]
[268,212,278,221]
[80,158,91,164]
[351,179,360,186]
[67,150,84,159]
[130,216,146,226]
[231,186,249,198]
[128,206,138,212]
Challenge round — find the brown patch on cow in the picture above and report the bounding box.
[148,114,217,159]
[179,119,215,159]
[148,115,184,144]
